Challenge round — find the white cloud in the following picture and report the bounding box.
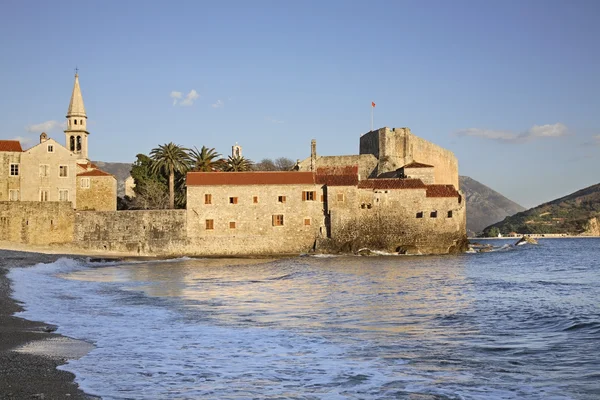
[265,116,284,124]
[170,91,182,105]
[11,136,34,147]
[170,89,199,106]
[26,120,66,133]
[211,99,224,109]
[455,123,569,143]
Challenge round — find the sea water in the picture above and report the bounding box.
[6,239,600,399]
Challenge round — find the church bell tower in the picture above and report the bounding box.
[64,72,90,161]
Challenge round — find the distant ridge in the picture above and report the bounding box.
[460,176,526,236]
[483,182,600,236]
[92,161,132,197]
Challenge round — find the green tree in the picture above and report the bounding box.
[225,155,253,171]
[189,146,221,172]
[487,227,500,237]
[150,143,191,209]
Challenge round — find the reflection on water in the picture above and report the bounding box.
[46,239,600,399]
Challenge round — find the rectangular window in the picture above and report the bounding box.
[304,218,311,226]
[447,210,453,218]
[416,211,423,219]
[47,145,54,153]
[39,164,50,177]
[272,214,284,226]
[430,211,438,218]
[337,193,344,202]
[229,221,236,229]
[229,197,238,204]
[278,195,286,203]
[205,219,214,230]
[9,189,19,201]
[59,189,69,202]
[81,177,91,188]
[253,196,259,204]
[40,190,48,202]
[9,164,19,176]
[59,165,68,177]
[302,191,316,201]
[205,194,212,204]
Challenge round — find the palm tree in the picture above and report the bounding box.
[189,146,221,172]
[150,142,191,209]
[225,155,253,171]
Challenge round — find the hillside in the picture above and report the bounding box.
[483,183,600,236]
[93,162,524,235]
[459,176,526,236]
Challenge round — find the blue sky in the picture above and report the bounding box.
[1,0,598,208]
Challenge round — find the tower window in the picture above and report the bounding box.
[416,211,423,218]
[430,211,438,218]
[80,119,83,125]
[447,211,453,218]
[74,119,77,125]
[77,136,82,151]
[70,136,75,151]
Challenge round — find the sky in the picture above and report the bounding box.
[0,0,599,208]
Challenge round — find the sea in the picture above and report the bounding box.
[6,238,600,400]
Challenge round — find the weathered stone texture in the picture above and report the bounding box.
[0,152,21,201]
[187,184,325,255]
[74,210,188,255]
[76,175,117,211]
[0,202,74,245]
[297,154,378,179]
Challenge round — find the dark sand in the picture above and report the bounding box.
[0,250,94,400]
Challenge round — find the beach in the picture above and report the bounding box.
[0,250,93,400]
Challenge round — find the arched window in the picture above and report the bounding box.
[76,136,82,151]
[74,119,77,125]
[70,136,75,151]
[80,119,83,125]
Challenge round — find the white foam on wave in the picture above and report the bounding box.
[8,257,569,400]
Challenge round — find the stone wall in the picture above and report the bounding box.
[296,154,378,179]
[0,201,74,245]
[73,210,188,255]
[404,166,434,184]
[187,184,325,255]
[321,186,467,254]
[76,175,117,211]
[0,152,21,201]
[409,135,459,188]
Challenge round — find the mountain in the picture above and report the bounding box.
[483,183,600,236]
[459,176,526,236]
[93,162,525,235]
[93,161,132,197]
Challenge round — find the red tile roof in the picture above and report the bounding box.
[425,184,460,198]
[0,140,23,152]
[187,171,315,186]
[403,161,433,168]
[77,169,113,177]
[358,179,427,190]
[315,165,359,186]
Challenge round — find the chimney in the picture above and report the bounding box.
[310,139,317,171]
[40,132,48,143]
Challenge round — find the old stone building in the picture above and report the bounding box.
[0,74,116,211]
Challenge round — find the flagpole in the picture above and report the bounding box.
[371,103,374,132]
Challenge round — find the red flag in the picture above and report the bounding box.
[371,101,376,108]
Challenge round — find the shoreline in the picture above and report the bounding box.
[0,250,96,399]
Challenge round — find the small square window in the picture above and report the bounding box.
[229,221,236,229]
[81,178,90,188]
[272,214,284,226]
[205,219,214,230]
[278,196,286,203]
[302,191,316,201]
[447,210,453,218]
[205,194,212,204]
[9,189,19,201]
[47,145,54,153]
[430,211,438,218]
[229,197,238,204]
[9,164,19,176]
[304,218,311,226]
[59,165,68,177]
[253,196,259,204]
[416,211,423,219]
[337,193,344,202]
